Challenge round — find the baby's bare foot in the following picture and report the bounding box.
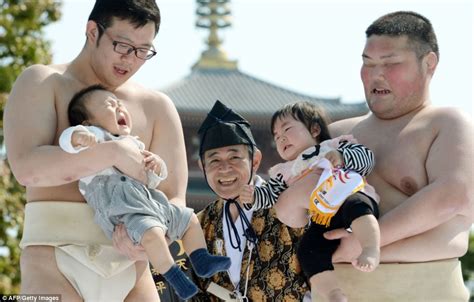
[327,288,347,302]
[353,246,380,272]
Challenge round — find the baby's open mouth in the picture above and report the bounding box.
[118,118,127,126]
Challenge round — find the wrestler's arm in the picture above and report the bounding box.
[327,112,474,262]
[273,170,322,228]
[146,92,188,207]
[380,215,471,262]
[378,109,474,247]
[4,66,146,187]
[111,92,186,258]
[328,119,372,262]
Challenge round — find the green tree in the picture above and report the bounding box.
[0,0,61,294]
[460,230,474,298]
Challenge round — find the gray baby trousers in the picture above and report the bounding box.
[80,174,193,245]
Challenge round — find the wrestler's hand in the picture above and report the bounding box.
[324,228,361,263]
[114,138,147,184]
[113,224,148,261]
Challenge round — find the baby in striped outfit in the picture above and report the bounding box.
[240,102,380,302]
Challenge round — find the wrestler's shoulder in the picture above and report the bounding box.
[418,106,472,129]
[329,114,369,136]
[8,64,72,109]
[123,82,177,113]
[20,64,67,80]
[125,81,172,103]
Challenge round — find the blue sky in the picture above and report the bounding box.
[45,0,473,116]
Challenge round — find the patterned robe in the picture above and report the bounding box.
[191,199,309,302]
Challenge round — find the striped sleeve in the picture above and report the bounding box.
[243,174,288,211]
[337,140,375,176]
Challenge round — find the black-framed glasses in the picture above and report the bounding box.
[97,23,157,60]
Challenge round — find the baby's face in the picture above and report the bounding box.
[273,115,318,161]
[85,90,132,136]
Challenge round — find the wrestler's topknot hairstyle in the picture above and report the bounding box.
[271,101,332,143]
[68,84,108,126]
[366,11,439,61]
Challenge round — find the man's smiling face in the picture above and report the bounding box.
[202,144,254,200]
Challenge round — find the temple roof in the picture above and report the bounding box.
[161,0,368,122]
[162,68,368,120]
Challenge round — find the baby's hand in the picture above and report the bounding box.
[325,149,344,168]
[239,184,255,205]
[141,150,165,175]
[71,130,97,148]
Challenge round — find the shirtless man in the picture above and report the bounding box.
[3,1,187,301]
[325,11,473,301]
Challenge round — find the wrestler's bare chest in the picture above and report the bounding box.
[351,116,434,212]
[53,79,151,147]
[27,75,153,202]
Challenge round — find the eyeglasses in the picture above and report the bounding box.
[97,23,157,60]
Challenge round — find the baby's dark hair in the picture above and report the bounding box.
[68,84,108,126]
[270,101,332,142]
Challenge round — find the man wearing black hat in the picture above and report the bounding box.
[191,101,309,301]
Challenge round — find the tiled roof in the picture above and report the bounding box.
[162,68,368,119]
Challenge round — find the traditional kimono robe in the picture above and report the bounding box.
[191,198,309,302]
